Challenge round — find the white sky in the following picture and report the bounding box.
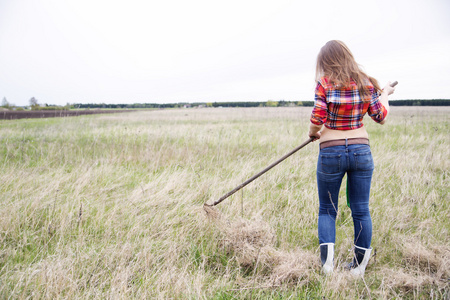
[1,0,449,106]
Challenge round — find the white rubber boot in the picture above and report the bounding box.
[320,243,334,274]
[349,245,372,277]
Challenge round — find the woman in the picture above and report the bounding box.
[308,40,395,276]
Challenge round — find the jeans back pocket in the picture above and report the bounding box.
[354,151,374,171]
[319,154,341,174]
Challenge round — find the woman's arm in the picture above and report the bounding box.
[309,123,322,141]
[309,81,327,140]
[378,82,396,124]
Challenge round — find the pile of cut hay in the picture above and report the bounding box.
[204,205,319,286]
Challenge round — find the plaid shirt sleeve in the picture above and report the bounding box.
[310,81,328,125]
[367,89,388,123]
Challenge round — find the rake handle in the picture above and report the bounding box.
[207,137,314,207]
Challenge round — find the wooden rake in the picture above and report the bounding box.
[203,137,314,209]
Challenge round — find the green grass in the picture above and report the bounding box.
[0,107,448,299]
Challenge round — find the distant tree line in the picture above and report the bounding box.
[389,99,449,106]
[1,97,70,111]
[71,103,176,109]
[1,98,449,111]
[70,100,315,109]
[209,100,315,107]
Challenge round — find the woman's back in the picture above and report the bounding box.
[310,76,388,143]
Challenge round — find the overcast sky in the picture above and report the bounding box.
[1,0,449,106]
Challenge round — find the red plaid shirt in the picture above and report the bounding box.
[310,77,387,130]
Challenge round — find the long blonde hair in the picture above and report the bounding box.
[315,40,381,101]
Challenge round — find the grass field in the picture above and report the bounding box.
[0,106,448,299]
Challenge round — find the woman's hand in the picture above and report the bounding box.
[309,124,322,141]
[309,131,321,141]
[383,82,396,95]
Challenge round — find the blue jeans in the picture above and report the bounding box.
[317,143,374,249]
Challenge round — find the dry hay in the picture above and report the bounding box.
[377,241,450,294]
[203,204,222,221]
[203,205,319,285]
[379,267,437,291]
[268,249,320,285]
[402,242,450,281]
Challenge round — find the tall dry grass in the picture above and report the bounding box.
[0,107,448,299]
